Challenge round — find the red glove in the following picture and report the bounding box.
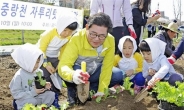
[152,10,160,17]
[80,72,90,84]
[128,25,137,39]
[72,70,90,84]
[167,56,176,65]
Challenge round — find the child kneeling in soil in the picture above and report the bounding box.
[36,11,78,105]
[114,36,145,94]
[139,38,183,87]
[9,43,55,110]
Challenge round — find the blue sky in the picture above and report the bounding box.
[151,0,184,21]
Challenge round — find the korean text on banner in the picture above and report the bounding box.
[0,0,83,30]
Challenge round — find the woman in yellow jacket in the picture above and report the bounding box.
[37,11,79,108]
[114,36,145,94]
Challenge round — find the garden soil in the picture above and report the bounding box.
[1,56,184,110]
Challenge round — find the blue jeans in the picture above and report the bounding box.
[64,65,123,104]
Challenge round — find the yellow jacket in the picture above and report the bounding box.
[114,52,143,73]
[58,29,115,93]
[37,28,70,59]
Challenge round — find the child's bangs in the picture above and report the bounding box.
[139,40,151,52]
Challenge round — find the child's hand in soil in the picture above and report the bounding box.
[45,65,55,74]
[35,88,45,94]
[125,69,134,77]
[45,82,51,90]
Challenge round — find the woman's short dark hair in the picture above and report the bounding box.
[87,12,113,33]
[66,22,78,30]
[137,0,151,13]
[139,40,151,52]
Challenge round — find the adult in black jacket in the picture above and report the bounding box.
[131,0,160,47]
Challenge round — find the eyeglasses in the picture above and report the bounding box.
[89,33,107,40]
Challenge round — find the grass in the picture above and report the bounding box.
[0,29,182,46]
[0,30,44,45]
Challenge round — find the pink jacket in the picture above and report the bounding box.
[90,0,133,28]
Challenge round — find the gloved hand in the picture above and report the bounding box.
[128,25,137,39]
[152,10,160,17]
[80,71,90,84]
[72,70,90,84]
[93,92,104,98]
[148,78,160,87]
[167,56,176,65]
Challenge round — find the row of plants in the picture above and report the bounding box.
[27,72,184,110]
[22,103,69,110]
[153,81,184,110]
[88,77,184,109]
[89,77,134,103]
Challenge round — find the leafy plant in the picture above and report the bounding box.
[93,88,116,103]
[35,71,46,87]
[22,102,69,110]
[60,102,69,110]
[22,103,37,110]
[27,71,46,89]
[153,81,184,107]
[103,88,110,100]
[115,86,122,94]
[122,77,134,95]
[89,90,96,98]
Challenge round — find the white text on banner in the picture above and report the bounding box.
[0,0,83,30]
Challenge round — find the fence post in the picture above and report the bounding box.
[21,30,24,44]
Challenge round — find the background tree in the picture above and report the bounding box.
[74,0,90,9]
[173,0,182,24]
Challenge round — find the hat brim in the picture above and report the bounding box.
[162,25,180,34]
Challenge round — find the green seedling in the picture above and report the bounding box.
[115,86,122,94]
[49,105,58,110]
[90,90,96,98]
[123,77,134,95]
[27,71,46,89]
[103,88,110,100]
[35,71,46,87]
[36,104,47,110]
[60,102,69,110]
[96,96,102,103]
[95,88,116,103]
[22,102,69,110]
[22,103,36,110]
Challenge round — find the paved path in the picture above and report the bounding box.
[0,45,21,56]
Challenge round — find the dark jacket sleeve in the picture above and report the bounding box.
[173,37,184,59]
[132,8,147,26]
